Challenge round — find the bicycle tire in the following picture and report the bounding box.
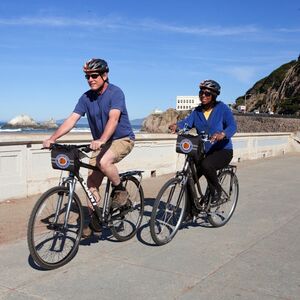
[110,176,144,241]
[150,177,187,246]
[27,186,83,270]
[208,170,239,227]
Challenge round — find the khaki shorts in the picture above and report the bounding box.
[89,137,134,168]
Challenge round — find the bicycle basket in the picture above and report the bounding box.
[51,147,80,173]
[176,134,204,160]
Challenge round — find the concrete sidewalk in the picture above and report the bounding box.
[0,154,300,299]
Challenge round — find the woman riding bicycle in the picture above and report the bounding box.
[169,79,237,205]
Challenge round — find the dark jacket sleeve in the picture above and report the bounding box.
[177,111,195,130]
[223,105,237,138]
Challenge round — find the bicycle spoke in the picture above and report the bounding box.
[208,170,239,227]
[110,176,144,241]
[27,187,83,269]
[150,178,186,245]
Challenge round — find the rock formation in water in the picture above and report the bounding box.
[2,115,58,129]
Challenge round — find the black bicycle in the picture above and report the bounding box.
[150,131,239,246]
[27,143,144,269]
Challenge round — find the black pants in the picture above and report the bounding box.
[197,149,233,195]
[185,149,233,216]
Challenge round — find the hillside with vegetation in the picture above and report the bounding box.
[141,108,300,133]
[235,56,300,115]
[141,57,300,133]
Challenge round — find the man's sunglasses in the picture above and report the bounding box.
[85,73,101,80]
[199,90,213,97]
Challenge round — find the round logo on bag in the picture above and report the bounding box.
[55,154,70,169]
[179,139,193,153]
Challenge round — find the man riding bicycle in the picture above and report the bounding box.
[43,58,135,237]
[169,79,237,206]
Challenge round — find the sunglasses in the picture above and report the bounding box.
[199,90,213,97]
[85,73,101,80]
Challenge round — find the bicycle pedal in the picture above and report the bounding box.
[89,214,102,232]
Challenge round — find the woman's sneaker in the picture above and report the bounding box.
[210,190,221,206]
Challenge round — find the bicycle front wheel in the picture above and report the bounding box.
[208,170,239,227]
[27,186,83,270]
[150,177,187,246]
[110,176,144,241]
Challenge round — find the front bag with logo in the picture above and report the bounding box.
[176,134,204,160]
[51,147,80,173]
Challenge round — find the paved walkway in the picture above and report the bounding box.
[0,154,300,299]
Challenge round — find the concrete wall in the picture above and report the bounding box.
[0,132,299,202]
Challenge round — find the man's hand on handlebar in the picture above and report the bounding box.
[90,139,105,150]
[168,123,177,134]
[43,139,56,149]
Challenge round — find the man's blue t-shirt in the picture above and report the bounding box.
[73,84,135,141]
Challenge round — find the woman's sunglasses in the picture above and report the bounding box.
[85,73,100,80]
[199,90,213,97]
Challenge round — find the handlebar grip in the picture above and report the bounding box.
[82,146,92,153]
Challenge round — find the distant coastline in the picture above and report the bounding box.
[0,121,142,134]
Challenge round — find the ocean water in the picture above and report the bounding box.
[0,122,142,134]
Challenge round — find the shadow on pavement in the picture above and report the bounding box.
[80,198,156,246]
[136,197,157,246]
[28,255,49,271]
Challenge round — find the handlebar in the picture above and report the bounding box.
[177,129,210,143]
[42,143,93,153]
[176,123,228,143]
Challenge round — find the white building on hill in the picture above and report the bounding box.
[176,96,200,111]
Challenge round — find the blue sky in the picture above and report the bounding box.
[0,0,299,121]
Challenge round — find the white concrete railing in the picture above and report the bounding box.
[0,132,299,202]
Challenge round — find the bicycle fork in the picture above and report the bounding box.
[55,174,78,230]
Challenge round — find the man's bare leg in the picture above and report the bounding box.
[97,149,121,186]
[87,171,104,213]
[97,149,128,207]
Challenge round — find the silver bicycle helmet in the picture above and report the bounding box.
[199,79,221,95]
[83,58,109,74]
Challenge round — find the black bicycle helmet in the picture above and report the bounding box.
[199,79,221,95]
[83,58,109,74]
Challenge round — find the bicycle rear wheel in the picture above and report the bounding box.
[150,177,187,246]
[208,170,239,227]
[110,176,144,241]
[27,186,83,269]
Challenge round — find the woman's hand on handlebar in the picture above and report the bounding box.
[168,123,177,134]
[210,132,226,143]
[90,139,105,150]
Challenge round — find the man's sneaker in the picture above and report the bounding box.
[81,224,93,238]
[111,190,129,209]
[81,213,102,239]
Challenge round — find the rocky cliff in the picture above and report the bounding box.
[141,108,300,133]
[141,109,189,133]
[235,57,300,115]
